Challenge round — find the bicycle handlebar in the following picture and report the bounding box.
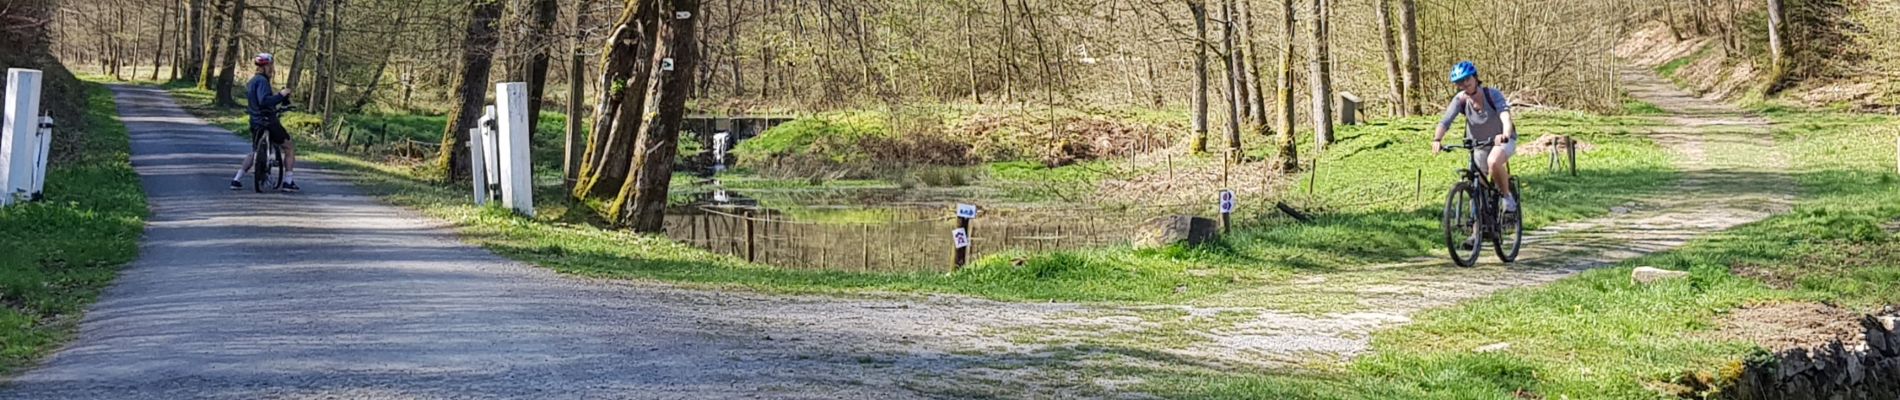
[1442,138,1496,151]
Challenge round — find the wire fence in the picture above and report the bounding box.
[658,170,1428,273]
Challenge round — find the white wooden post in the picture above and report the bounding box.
[2,68,44,206]
[468,128,489,205]
[479,105,501,196]
[495,83,534,217]
[29,116,54,200]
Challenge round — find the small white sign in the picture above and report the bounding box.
[1218,190,1236,214]
[660,58,676,71]
[956,203,978,219]
[952,228,970,249]
[675,11,693,19]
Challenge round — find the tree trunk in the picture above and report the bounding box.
[1374,0,1404,116]
[1398,0,1421,115]
[573,0,662,199]
[964,7,980,103]
[434,0,505,181]
[1190,0,1209,154]
[183,0,205,83]
[1276,0,1298,173]
[1220,0,1242,156]
[564,0,588,193]
[152,2,168,81]
[212,0,245,108]
[1765,0,1787,93]
[608,0,701,231]
[200,0,227,89]
[286,0,325,93]
[517,0,562,140]
[1307,0,1332,149]
[1239,0,1266,125]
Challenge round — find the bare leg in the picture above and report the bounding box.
[283,140,297,175]
[237,152,255,176]
[1488,150,1513,198]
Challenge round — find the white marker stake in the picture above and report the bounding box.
[495,83,535,217]
[956,203,979,219]
[28,116,53,200]
[952,228,970,249]
[479,106,501,194]
[1,69,43,206]
[468,128,488,205]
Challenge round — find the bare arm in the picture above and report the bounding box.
[1499,110,1517,143]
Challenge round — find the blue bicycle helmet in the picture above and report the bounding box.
[1449,61,1477,83]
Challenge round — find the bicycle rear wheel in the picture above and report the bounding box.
[1494,178,1524,263]
[1442,182,1482,267]
[253,137,271,193]
[271,145,285,190]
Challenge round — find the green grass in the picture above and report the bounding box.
[1107,112,1900,399]
[1655,44,1711,79]
[0,82,148,374]
[163,81,1681,305]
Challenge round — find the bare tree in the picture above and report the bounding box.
[1220,0,1242,156]
[285,0,325,93]
[1275,0,1297,172]
[211,0,244,108]
[434,0,504,181]
[1189,0,1209,154]
[516,0,561,139]
[182,0,205,83]
[1398,0,1421,115]
[1307,0,1332,149]
[1765,0,1786,93]
[1375,0,1404,116]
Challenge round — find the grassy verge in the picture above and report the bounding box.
[1106,112,1900,399]
[161,81,1677,304]
[0,82,147,374]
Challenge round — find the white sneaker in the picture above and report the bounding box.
[1502,197,1519,212]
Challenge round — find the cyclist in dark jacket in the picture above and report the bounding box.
[230,53,300,192]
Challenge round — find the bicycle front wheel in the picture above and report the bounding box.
[1442,182,1482,267]
[1494,178,1524,263]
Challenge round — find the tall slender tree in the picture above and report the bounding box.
[434,0,505,180]
[1220,0,1242,156]
[1765,0,1787,93]
[1189,0,1209,154]
[182,0,205,83]
[1398,0,1422,115]
[1375,0,1405,116]
[1275,0,1297,172]
[1307,0,1332,149]
[211,0,245,108]
[516,0,562,140]
[285,0,325,93]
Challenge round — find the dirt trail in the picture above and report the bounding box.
[1149,69,1796,366]
[4,71,1793,398]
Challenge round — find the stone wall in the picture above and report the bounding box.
[1724,313,1900,400]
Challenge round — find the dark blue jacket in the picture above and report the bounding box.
[246,74,289,124]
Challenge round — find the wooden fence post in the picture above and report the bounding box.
[744,210,756,263]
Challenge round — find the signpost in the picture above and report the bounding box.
[1218,190,1236,234]
[953,203,978,269]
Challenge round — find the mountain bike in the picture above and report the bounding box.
[251,104,292,193]
[1440,138,1523,267]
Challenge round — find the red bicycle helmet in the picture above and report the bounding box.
[254,53,275,66]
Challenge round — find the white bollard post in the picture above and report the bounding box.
[468,127,489,205]
[1,68,44,207]
[494,83,534,217]
[30,116,54,201]
[479,106,501,198]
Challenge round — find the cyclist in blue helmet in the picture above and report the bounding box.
[1431,60,1518,213]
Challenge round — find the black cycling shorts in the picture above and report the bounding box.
[251,121,291,144]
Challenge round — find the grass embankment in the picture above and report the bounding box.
[0,82,147,374]
[162,80,1676,304]
[1118,112,1900,399]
